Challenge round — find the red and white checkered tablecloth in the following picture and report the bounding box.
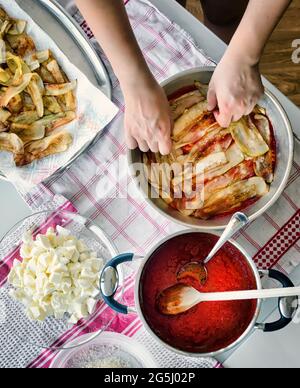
[12,0,300,368]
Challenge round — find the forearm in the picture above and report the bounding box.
[75,0,153,91]
[225,0,292,64]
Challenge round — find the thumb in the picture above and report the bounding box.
[207,87,217,111]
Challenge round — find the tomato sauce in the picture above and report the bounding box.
[140,233,257,354]
[168,85,197,102]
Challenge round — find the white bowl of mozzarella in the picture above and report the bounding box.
[0,210,119,350]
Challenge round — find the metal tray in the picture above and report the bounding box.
[0,0,112,181]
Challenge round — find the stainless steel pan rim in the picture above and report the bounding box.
[128,66,294,230]
[0,0,112,182]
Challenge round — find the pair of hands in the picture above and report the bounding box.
[124,55,264,155]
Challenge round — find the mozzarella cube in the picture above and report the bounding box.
[77,240,88,254]
[28,305,43,320]
[73,301,88,319]
[31,246,47,259]
[49,272,63,286]
[8,229,104,324]
[86,298,97,314]
[36,235,52,249]
[80,252,91,262]
[56,225,70,237]
[20,244,32,259]
[22,231,33,244]
[78,278,92,290]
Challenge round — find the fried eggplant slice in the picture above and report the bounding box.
[7,20,27,36]
[24,50,50,71]
[9,110,39,125]
[0,132,23,154]
[45,80,77,96]
[251,114,275,183]
[17,125,45,144]
[175,113,219,149]
[46,59,65,84]
[64,91,76,111]
[230,118,269,157]
[0,73,32,107]
[186,128,230,160]
[195,177,269,219]
[7,94,23,114]
[0,20,11,38]
[6,52,24,86]
[6,33,36,57]
[202,133,233,156]
[37,65,56,84]
[0,7,10,22]
[170,90,205,121]
[43,96,62,114]
[201,160,255,202]
[254,153,274,184]
[173,101,208,140]
[26,73,45,117]
[194,81,209,97]
[0,68,11,86]
[31,111,76,135]
[14,131,72,166]
[0,108,11,123]
[205,143,245,181]
[173,151,228,187]
[253,114,272,145]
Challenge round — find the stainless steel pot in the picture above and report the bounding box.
[128,67,294,230]
[100,230,298,358]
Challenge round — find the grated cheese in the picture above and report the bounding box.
[84,356,130,369]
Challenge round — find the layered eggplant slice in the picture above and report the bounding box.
[0,6,76,167]
[144,82,276,219]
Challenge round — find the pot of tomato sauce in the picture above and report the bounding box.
[100,231,298,357]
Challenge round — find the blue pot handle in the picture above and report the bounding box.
[100,253,135,315]
[257,269,298,332]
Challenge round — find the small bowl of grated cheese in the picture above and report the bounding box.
[49,332,158,368]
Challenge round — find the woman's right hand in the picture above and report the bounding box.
[207,51,264,128]
[123,76,173,155]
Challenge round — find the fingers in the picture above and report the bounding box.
[207,87,217,111]
[148,140,159,153]
[159,136,172,155]
[214,102,233,128]
[158,117,173,155]
[125,130,138,150]
[125,127,150,153]
[126,121,172,155]
[137,139,150,153]
[215,96,260,127]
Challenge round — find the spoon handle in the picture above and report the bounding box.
[200,286,300,302]
[204,212,249,264]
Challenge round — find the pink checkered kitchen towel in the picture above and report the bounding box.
[1,0,299,369]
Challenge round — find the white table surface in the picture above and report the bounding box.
[0,0,300,368]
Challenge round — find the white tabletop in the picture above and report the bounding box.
[0,0,300,368]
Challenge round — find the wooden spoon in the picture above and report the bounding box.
[157,284,300,316]
[177,212,249,285]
